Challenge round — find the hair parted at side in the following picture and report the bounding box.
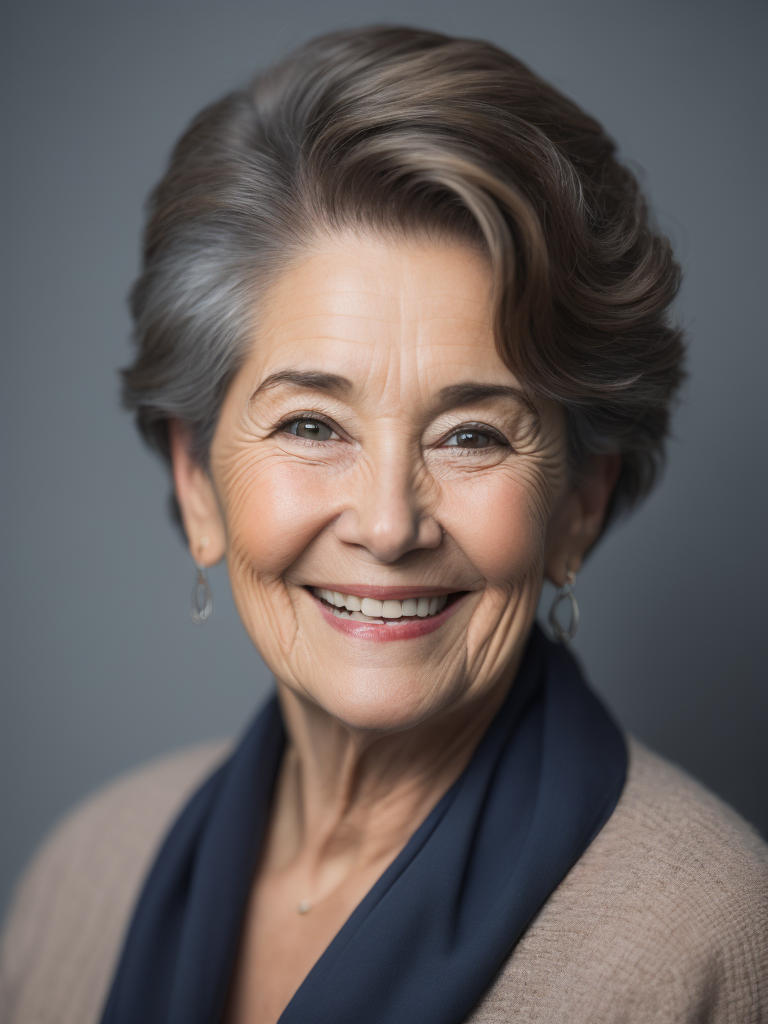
[122,25,685,533]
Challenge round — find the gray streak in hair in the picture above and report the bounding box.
[122,25,685,539]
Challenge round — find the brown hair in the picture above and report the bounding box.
[123,25,685,531]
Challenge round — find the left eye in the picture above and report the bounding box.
[284,418,336,441]
[443,429,500,449]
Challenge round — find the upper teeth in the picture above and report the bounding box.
[312,588,448,621]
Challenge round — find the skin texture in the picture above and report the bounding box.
[170,232,619,1023]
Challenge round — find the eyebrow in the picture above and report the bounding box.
[250,369,354,404]
[250,371,538,421]
[438,382,539,420]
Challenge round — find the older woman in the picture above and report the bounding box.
[1,25,766,1024]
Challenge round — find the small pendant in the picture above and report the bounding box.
[297,899,312,914]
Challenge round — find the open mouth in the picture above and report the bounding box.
[309,587,464,625]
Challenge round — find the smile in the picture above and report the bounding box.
[308,586,467,641]
[312,587,449,622]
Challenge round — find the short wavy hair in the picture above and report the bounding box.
[123,25,685,533]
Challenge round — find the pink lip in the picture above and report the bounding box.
[310,590,468,642]
[310,584,456,600]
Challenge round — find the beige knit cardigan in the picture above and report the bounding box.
[1,736,766,1023]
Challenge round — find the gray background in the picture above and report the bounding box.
[1,0,766,921]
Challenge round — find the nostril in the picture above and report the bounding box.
[332,501,440,562]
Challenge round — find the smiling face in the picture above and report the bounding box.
[172,231,614,732]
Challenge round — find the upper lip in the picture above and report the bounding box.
[307,584,463,600]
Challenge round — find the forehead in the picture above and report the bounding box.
[245,232,516,393]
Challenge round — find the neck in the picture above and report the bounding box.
[265,671,515,894]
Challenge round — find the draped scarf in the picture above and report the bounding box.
[100,625,627,1024]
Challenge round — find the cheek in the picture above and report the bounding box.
[220,454,336,583]
[443,468,551,592]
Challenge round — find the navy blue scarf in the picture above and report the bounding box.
[100,625,626,1024]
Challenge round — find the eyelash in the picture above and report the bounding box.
[275,415,511,452]
[440,422,511,453]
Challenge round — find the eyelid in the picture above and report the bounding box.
[274,411,345,440]
[437,422,511,447]
[271,415,510,448]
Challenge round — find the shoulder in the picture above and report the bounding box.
[587,736,768,909]
[0,739,231,1024]
[469,737,768,1023]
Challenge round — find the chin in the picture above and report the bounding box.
[306,669,460,734]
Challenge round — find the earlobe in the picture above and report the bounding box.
[168,420,227,565]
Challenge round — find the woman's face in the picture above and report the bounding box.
[177,232,610,732]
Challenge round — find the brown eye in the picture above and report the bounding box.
[285,418,334,441]
[444,429,496,449]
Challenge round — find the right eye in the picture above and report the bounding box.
[283,418,336,441]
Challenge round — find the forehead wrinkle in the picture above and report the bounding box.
[264,261,491,326]
[250,324,505,422]
[249,235,500,419]
[265,308,490,338]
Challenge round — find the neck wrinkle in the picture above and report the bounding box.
[270,671,514,876]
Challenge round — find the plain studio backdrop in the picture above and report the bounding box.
[1,0,766,920]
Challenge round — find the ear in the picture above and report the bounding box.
[544,453,621,586]
[168,420,227,566]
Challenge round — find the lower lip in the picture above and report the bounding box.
[311,592,467,641]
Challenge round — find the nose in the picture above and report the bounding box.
[333,447,442,563]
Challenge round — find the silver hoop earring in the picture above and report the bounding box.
[190,561,213,626]
[548,570,579,644]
